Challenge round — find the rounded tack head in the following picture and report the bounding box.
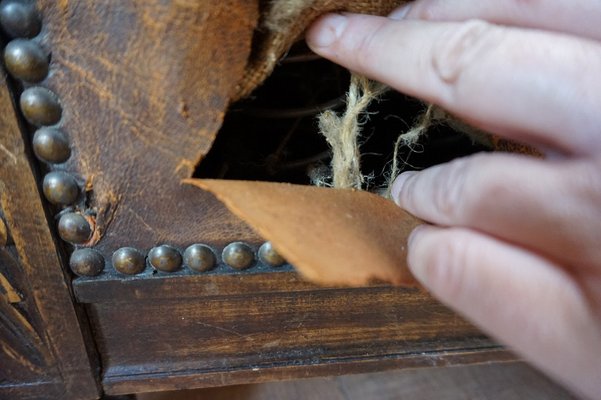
[69,248,105,277]
[0,0,41,38]
[3,39,48,82]
[258,241,286,267]
[42,171,79,206]
[222,242,254,270]
[20,87,62,126]
[32,127,70,163]
[58,213,92,244]
[183,244,216,272]
[112,247,146,275]
[148,245,182,272]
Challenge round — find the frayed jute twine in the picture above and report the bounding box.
[315,74,491,196]
[315,73,432,192]
[383,104,438,196]
[316,74,388,189]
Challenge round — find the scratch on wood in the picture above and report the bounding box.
[0,271,22,303]
[0,144,18,165]
[4,300,39,341]
[123,204,180,241]
[0,341,43,374]
[0,216,7,246]
[195,321,246,338]
[125,206,157,234]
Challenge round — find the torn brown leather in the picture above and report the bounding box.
[186,179,423,287]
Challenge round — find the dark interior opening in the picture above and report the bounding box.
[194,42,489,188]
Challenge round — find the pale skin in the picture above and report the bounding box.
[306,1,601,399]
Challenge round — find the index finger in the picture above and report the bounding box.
[306,14,601,155]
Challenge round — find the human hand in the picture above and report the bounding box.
[306,1,601,398]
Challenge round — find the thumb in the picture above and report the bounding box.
[407,225,601,399]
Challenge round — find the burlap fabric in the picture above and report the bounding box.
[233,0,539,161]
[233,0,408,101]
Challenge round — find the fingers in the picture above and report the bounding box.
[408,225,601,399]
[392,0,601,41]
[391,153,601,270]
[306,14,601,155]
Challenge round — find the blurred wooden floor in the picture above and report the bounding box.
[138,362,576,400]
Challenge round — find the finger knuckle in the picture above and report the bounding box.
[464,154,514,213]
[576,158,601,199]
[413,1,446,21]
[573,159,601,218]
[427,231,473,300]
[562,160,601,267]
[431,19,500,97]
[354,23,388,72]
[431,157,473,222]
[473,183,511,219]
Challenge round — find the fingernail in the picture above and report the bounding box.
[388,4,412,20]
[306,13,348,48]
[390,171,417,206]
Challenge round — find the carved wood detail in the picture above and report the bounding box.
[0,67,99,399]
[0,215,53,383]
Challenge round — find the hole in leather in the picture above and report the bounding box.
[194,42,488,187]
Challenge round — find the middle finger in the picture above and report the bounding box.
[391,152,601,270]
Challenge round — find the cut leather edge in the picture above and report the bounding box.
[184,179,423,287]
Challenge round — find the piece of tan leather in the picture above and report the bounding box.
[186,179,423,287]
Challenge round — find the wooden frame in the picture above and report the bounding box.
[0,70,98,399]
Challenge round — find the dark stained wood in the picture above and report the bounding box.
[0,381,67,400]
[0,244,54,384]
[0,69,99,398]
[75,274,513,395]
[74,270,324,303]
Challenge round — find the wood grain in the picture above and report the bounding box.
[0,381,67,400]
[0,244,51,384]
[74,270,328,303]
[0,68,99,399]
[73,273,513,395]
